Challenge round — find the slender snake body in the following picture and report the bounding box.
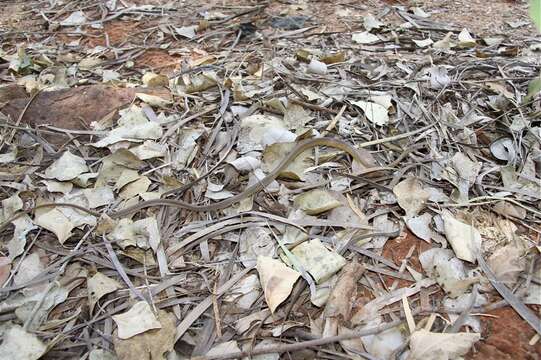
[0,137,388,231]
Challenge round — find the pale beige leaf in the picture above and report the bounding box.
[458,28,476,48]
[34,208,74,244]
[119,176,151,199]
[206,341,241,357]
[142,72,168,87]
[0,324,46,360]
[45,151,89,181]
[442,211,481,263]
[114,310,175,360]
[8,214,36,259]
[257,256,300,313]
[135,93,172,108]
[393,177,430,218]
[352,31,380,44]
[112,301,162,339]
[351,100,389,126]
[294,189,342,215]
[129,141,167,160]
[88,272,122,312]
[83,187,115,209]
[408,329,480,360]
[487,245,525,287]
[291,239,347,284]
[263,142,312,181]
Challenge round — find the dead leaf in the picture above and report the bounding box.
[0,323,46,360]
[112,301,162,339]
[351,100,389,126]
[442,211,481,263]
[291,239,347,284]
[408,329,480,360]
[0,257,12,287]
[257,256,300,313]
[294,189,342,215]
[88,272,122,313]
[114,310,176,360]
[34,208,74,244]
[44,151,89,181]
[393,177,430,218]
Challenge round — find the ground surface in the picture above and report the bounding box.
[0,1,540,360]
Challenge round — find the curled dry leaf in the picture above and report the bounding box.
[442,211,481,263]
[408,329,480,360]
[257,256,300,313]
[112,301,162,339]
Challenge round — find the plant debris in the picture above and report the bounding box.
[0,0,540,359]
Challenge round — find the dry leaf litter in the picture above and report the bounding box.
[0,0,540,359]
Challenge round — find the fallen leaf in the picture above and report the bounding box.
[413,38,434,48]
[44,151,89,181]
[112,301,162,339]
[129,141,167,160]
[352,31,380,44]
[0,323,46,360]
[351,100,389,126]
[114,310,175,360]
[364,13,384,31]
[457,28,476,48]
[442,211,481,263]
[135,93,172,108]
[408,329,480,360]
[8,214,36,259]
[89,349,118,360]
[34,208,74,244]
[174,25,197,39]
[263,141,311,180]
[88,272,122,312]
[0,257,11,287]
[60,11,87,26]
[406,213,432,242]
[393,177,430,218]
[83,187,115,209]
[487,245,525,287]
[291,239,347,284]
[206,341,241,357]
[257,256,300,313]
[294,189,342,215]
[142,72,169,87]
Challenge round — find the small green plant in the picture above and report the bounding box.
[530,0,541,31]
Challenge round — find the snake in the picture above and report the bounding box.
[0,137,390,231]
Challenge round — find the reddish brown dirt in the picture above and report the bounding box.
[469,307,541,360]
[381,231,431,288]
[135,49,181,75]
[85,20,141,48]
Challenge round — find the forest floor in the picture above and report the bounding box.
[0,1,540,359]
